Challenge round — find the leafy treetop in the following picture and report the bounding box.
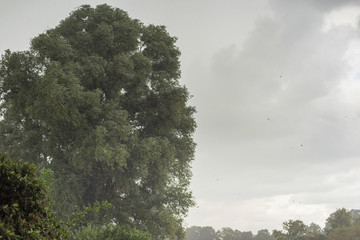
[0,4,196,239]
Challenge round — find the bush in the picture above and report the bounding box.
[71,224,151,240]
[0,152,151,240]
[0,152,67,239]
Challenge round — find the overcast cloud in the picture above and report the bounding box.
[189,0,360,231]
[2,0,360,233]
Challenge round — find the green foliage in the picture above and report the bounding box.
[216,227,237,240]
[273,220,307,240]
[324,208,351,234]
[187,208,360,240]
[254,229,275,240]
[327,225,360,240]
[71,224,151,240]
[0,4,196,239]
[216,227,252,240]
[38,168,56,201]
[0,152,67,239]
[66,200,114,234]
[303,233,327,240]
[303,223,325,240]
[185,226,275,240]
[272,230,287,240]
[273,210,357,240]
[64,190,153,240]
[185,226,217,240]
[283,220,306,240]
[65,200,151,240]
[322,208,360,240]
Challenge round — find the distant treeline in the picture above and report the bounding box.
[186,226,274,240]
[186,208,360,240]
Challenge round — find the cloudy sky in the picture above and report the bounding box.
[2,0,360,233]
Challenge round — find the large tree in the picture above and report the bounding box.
[0,4,196,239]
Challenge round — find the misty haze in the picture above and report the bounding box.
[1,0,360,240]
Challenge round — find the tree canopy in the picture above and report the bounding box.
[324,208,351,234]
[0,4,196,239]
[185,226,217,240]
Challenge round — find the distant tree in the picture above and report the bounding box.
[215,227,252,240]
[217,227,237,240]
[272,229,287,240]
[273,220,306,240]
[0,4,196,239]
[283,220,306,240]
[327,225,360,240]
[254,229,275,240]
[239,231,253,240]
[304,233,327,240]
[186,226,202,240]
[0,152,66,239]
[185,226,216,240]
[304,223,326,240]
[321,208,360,240]
[350,209,360,224]
[325,208,351,234]
[306,223,322,234]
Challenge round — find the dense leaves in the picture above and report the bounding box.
[185,226,273,240]
[186,226,217,240]
[0,153,66,239]
[0,4,196,239]
[66,201,151,240]
[273,220,306,240]
[71,224,151,240]
[324,208,351,234]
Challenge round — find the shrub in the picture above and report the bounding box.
[71,224,151,240]
[0,152,67,239]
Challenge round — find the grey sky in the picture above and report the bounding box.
[2,0,360,233]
